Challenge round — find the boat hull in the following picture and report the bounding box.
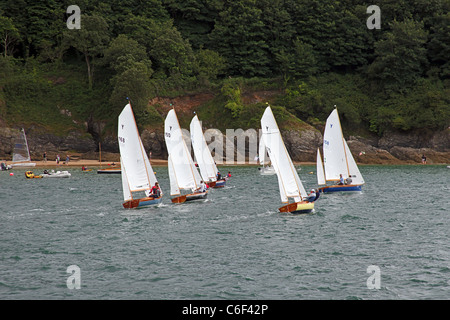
[123,196,162,209]
[42,171,71,178]
[259,167,276,175]
[12,162,36,167]
[206,179,227,188]
[171,192,208,203]
[279,201,314,214]
[319,184,362,193]
[25,171,42,179]
[97,169,121,174]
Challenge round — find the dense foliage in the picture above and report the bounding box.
[0,0,449,139]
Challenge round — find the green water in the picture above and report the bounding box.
[0,165,449,300]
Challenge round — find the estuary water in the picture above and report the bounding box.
[0,164,449,300]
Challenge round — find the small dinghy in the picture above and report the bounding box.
[261,106,318,214]
[164,109,208,204]
[41,169,71,178]
[118,102,163,209]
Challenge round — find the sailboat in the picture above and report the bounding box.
[97,142,121,174]
[11,128,36,167]
[118,103,162,209]
[317,108,364,193]
[258,135,276,175]
[190,114,226,188]
[261,106,317,214]
[165,109,207,203]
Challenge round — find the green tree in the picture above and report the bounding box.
[0,16,19,57]
[63,15,110,90]
[428,12,450,78]
[102,34,150,73]
[367,19,428,93]
[209,0,270,77]
[195,48,225,86]
[163,0,222,49]
[275,38,317,84]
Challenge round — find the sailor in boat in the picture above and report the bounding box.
[337,174,345,185]
[305,189,320,202]
[149,182,161,198]
[216,171,222,180]
[345,175,352,185]
[195,180,207,194]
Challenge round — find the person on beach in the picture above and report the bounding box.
[422,154,427,164]
[56,154,60,164]
[43,152,47,163]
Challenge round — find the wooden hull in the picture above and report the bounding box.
[319,184,362,193]
[213,179,226,188]
[97,169,121,174]
[123,196,162,209]
[171,191,208,203]
[206,179,226,188]
[279,201,314,214]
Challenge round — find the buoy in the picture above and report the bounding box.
[9,172,14,176]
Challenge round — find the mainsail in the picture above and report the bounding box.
[190,115,218,182]
[165,109,202,195]
[316,148,326,185]
[12,128,35,166]
[261,106,307,203]
[322,108,364,185]
[118,103,157,201]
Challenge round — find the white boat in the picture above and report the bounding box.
[258,135,276,175]
[317,107,364,193]
[261,106,318,214]
[118,103,162,209]
[165,109,207,203]
[190,114,226,188]
[41,170,71,178]
[11,128,36,167]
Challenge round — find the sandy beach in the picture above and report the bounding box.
[27,158,169,168]
[12,159,316,168]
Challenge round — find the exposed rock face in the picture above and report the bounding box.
[141,129,167,159]
[282,129,322,162]
[0,124,449,164]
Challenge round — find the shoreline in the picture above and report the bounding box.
[2,159,448,168]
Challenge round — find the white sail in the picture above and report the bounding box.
[190,115,218,182]
[343,139,364,185]
[118,103,156,200]
[120,156,132,201]
[316,148,326,185]
[323,108,348,181]
[168,155,180,196]
[258,136,266,165]
[165,109,202,192]
[12,128,35,166]
[261,106,307,203]
[140,137,157,186]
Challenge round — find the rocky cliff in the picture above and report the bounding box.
[1,122,449,165]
